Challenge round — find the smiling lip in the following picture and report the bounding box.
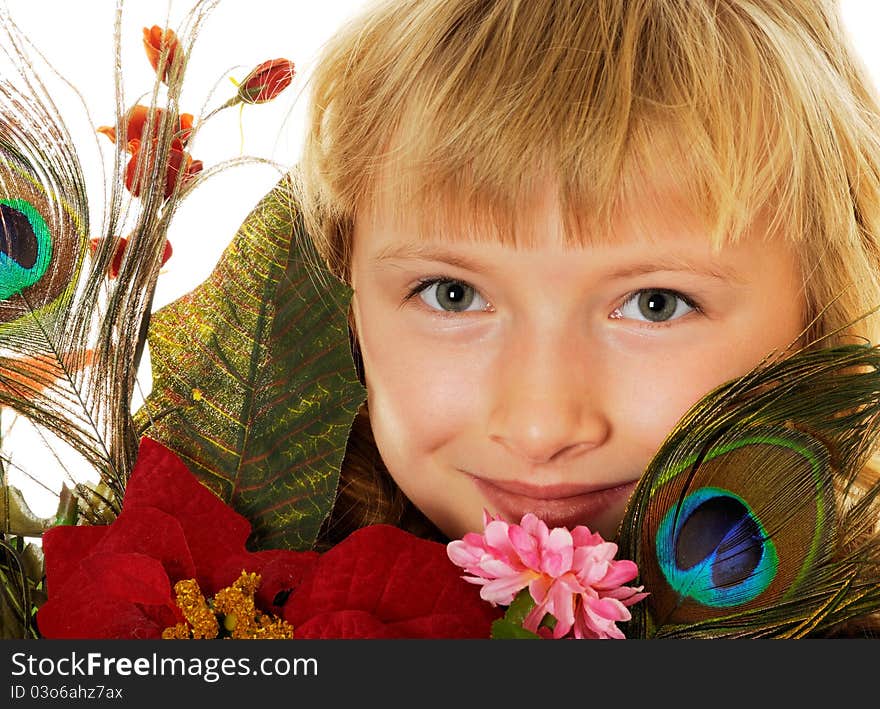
[470,475,638,531]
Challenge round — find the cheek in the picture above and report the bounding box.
[357,316,487,465]
[606,322,801,465]
[604,355,715,466]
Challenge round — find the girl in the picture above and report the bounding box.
[297,0,880,580]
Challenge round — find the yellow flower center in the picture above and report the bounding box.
[162,570,294,639]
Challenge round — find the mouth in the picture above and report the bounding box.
[469,475,639,535]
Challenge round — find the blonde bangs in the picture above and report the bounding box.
[299,0,880,340]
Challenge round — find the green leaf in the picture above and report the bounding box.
[135,175,365,550]
[0,535,44,639]
[0,485,53,536]
[490,589,542,639]
[490,617,542,639]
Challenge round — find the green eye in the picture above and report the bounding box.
[618,289,695,323]
[418,279,486,312]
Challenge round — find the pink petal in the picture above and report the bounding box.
[478,557,520,578]
[460,575,490,588]
[541,527,575,577]
[523,601,548,634]
[484,520,518,560]
[461,531,490,549]
[529,575,582,638]
[603,586,649,607]
[546,582,577,638]
[574,554,611,586]
[570,526,604,545]
[482,509,503,526]
[508,524,541,569]
[528,574,553,605]
[447,540,484,568]
[481,571,535,606]
[520,514,549,545]
[576,609,625,640]
[594,559,640,589]
[584,595,631,623]
[577,596,630,639]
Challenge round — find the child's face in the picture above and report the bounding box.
[349,180,805,541]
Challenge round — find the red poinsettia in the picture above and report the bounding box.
[283,524,502,638]
[37,438,500,639]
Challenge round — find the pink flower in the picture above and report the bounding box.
[447,511,648,639]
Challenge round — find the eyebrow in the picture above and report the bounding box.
[374,242,746,283]
[606,258,747,284]
[373,243,493,273]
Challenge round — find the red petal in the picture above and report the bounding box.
[283,525,501,638]
[89,506,196,584]
[80,552,175,606]
[42,524,109,596]
[38,592,174,640]
[37,552,181,639]
[294,610,404,639]
[121,438,254,593]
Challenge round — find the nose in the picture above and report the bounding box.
[487,328,610,465]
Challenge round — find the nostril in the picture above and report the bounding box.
[489,424,608,465]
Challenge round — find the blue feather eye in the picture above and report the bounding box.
[0,198,53,300]
[0,159,85,331]
[623,428,837,632]
[656,487,778,607]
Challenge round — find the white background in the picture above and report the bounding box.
[4,0,880,517]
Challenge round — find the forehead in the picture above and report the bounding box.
[354,169,767,255]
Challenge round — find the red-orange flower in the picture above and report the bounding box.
[89,237,173,279]
[97,105,193,153]
[124,138,203,201]
[143,25,181,83]
[236,59,295,104]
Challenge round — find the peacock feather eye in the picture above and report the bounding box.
[633,428,836,628]
[656,487,778,607]
[616,344,880,637]
[0,198,53,299]
[0,159,85,329]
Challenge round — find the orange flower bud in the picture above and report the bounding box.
[89,237,172,279]
[96,125,117,143]
[97,106,194,152]
[124,138,203,201]
[236,59,295,104]
[143,25,181,84]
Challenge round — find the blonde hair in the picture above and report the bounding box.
[300,0,880,345]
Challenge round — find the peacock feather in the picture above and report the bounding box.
[617,338,880,638]
[0,1,218,497]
